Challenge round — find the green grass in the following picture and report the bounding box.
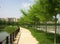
[26,27,60,44]
[4,26,18,33]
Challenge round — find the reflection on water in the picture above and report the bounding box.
[0,32,9,41]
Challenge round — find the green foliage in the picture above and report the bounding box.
[4,26,18,33]
[19,0,60,25]
[0,19,17,25]
[0,20,6,25]
[21,9,27,16]
[0,25,6,32]
[19,0,60,27]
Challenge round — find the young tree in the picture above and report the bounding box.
[38,0,60,44]
[19,0,60,44]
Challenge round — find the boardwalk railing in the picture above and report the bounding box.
[0,27,20,44]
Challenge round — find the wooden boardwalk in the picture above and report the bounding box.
[13,27,38,44]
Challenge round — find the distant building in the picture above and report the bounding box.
[0,18,18,22]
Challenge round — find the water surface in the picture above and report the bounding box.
[0,31,9,41]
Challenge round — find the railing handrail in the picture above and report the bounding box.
[0,27,20,44]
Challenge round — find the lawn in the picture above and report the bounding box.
[26,27,60,44]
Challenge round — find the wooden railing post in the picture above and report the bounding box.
[14,31,16,39]
[12,32,14,41]
[10,34,12,44]
[17,28,20,33]
[15,30,17,38]
[0,27,20,44]
[11,33,13,44]
[6,36,9,44]
[0,42,2,44]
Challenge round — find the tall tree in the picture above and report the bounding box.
[19,0,60,44]
[38,0,60,44]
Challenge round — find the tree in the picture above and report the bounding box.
[27,0,53,32]
[21,9,27,16]
[37,0,60,44]
[19,0,60,44]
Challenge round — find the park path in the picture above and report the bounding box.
[18,27,38,44]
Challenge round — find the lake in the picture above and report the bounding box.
[0,31,9,41]
[37,25,60,34]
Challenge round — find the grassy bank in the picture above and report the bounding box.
[26,27,60,44]
[4,26,18,33]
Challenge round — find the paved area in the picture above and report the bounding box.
[18,27,38,44]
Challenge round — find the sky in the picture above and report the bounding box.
[0,0,34,18]
[0,0,60,21]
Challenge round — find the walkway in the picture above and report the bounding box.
[18,27,38,44]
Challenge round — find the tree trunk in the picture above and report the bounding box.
[54,15,57,44]
[45,22,47,33]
